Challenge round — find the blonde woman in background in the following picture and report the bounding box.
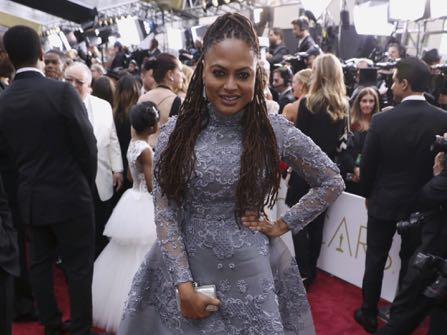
[282,69,312,124]
[341,87,380,195]
[259,64,280,114]
[286,53,348,287]
[351,86,380,132]
[176,64,193,100]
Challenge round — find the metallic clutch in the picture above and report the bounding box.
[175,282,218,312]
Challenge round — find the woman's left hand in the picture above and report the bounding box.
[241,211,289,237]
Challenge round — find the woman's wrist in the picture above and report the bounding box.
[275,218,289,235]
[177,281,195,298]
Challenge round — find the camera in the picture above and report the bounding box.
[431,135,447,153]
[396,212,425,235]
[375,61,398,70]
[413,252,447,301]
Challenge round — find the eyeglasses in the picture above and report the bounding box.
[64,77,85,86]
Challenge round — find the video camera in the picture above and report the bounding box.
[396,210,441,235]
[429,64,447,109]
[414,252,447,301]
[430,135,447,153]
[375,61,398,70]
[431,63,447,72]
[279,46,322,73]
[396,212,425,235]
[281,52,311,63]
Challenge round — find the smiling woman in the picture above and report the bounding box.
[118,12,344,335]
[202,38,256,116]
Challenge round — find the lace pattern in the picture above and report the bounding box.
[270,114,345,234]
[127,140,151,193]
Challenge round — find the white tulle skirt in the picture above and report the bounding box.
[92,188,157,332]
[103,189,157,245]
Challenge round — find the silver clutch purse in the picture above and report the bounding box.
[175,282,218,312]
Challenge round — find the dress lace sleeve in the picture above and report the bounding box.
[153,118,193,285]
[270,114,345,234]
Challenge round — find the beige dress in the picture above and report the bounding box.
[138,86,180,147]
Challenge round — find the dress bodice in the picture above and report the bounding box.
[126,140,151,193]
[184,108,244,220]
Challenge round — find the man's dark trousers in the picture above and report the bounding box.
[29,213,95,335]
[361,216,420,318]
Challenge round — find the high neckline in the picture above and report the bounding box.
[208,103,245,127]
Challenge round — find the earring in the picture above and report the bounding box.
[202,86,208,101]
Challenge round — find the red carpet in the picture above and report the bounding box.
[13,269,428,335]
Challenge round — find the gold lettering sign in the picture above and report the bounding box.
[326,219,394,270]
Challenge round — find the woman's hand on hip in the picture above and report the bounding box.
[241,211,289,237]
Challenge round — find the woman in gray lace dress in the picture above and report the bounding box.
[118,13,344,335]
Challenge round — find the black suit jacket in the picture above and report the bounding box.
[268,43,289,66]
[361,99,447,220]
[0,176,19,276]
[0,71,97,225]
[297,35,316,53]
[278,87,295,114]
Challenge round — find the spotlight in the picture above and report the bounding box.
[353,1,394,36]
[389,0,426,21]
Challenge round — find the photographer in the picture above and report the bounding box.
[375,138,447,335]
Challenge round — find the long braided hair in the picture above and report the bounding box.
[155,13,280,216]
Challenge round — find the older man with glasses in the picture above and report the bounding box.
[65,62,123,258]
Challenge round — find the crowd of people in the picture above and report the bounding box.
[0,10,446,335]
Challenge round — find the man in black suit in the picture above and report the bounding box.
[0,176,19,335]
[0,33,36,322]
[0,26,98,335]
[291,16,316,53]
[354,57,447,333]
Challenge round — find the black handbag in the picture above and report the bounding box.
[336,108,353,154]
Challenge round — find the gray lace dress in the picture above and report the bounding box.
[118,107,344,335]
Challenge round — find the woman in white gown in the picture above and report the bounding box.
[92,101,160,332]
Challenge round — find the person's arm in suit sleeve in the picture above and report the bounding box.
[62,83,97,186]
[270,45,289,65]
[107,106,124,174]
[108,106,124,190]
[360,115,380,199]
[0,176,19,276]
